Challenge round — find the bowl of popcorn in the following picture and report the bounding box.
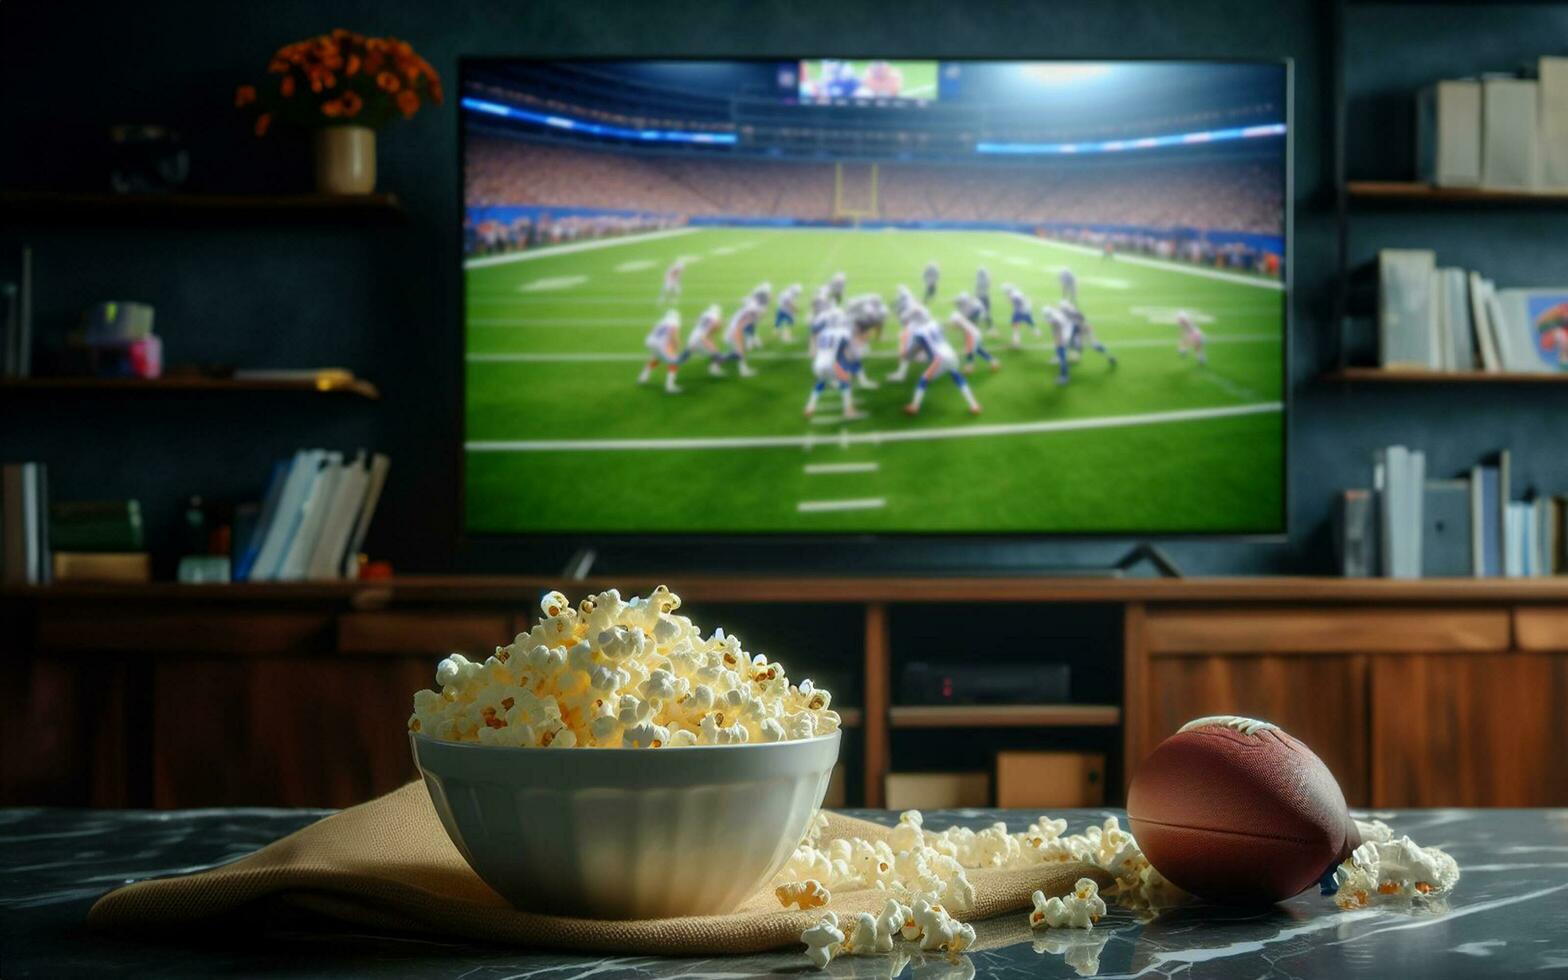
[408,585,843,919]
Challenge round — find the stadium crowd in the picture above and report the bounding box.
[466,135,1283,270]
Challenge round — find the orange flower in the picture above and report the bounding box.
[376,70,401,93]
[345,53,361,76]
[234,84,256,107]
[321,98,344,118]
[428,77,444,105]
[267,58,289,73]
[340,90,364,117]
[396,88,420,118]
[254,112,272,136]
[279,74,296,98]
[364,51,385,73]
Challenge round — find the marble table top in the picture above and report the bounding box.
[3,806,1566,979]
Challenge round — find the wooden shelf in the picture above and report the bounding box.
[0,190,405,225]
[0,375,380,399]
[1346,181,1568,205]
[836,707,862,728]
[890,704,1121,728]
[1322,368,1568,385]
[6,575,1568,605]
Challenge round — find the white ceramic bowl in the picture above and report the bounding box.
[410,730,841,919]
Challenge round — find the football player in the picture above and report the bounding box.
[722,300,762,377]
[1050,300,1116,385]
[901,308,981,416]
[974,266,993,328]
[844,292,888,389]
[808,288,834,337]
[1176,310,1207,365]
[637,309,684,393]
[1059,266,1078,305]
[827,271,847,306]
[922,260,940,301]
[658,258,685,305]
[684,303,726,376]
[803,309,863,420]
[744,281,772,350]
[949,306,999,373]
[774,283,802,343]
[1002,284,1040,350]
[885,299,927,383]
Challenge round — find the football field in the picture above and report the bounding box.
[464,227,1284,534]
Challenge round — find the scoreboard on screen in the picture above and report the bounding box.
[797,60,941,103]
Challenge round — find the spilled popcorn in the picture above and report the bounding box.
[776,879,831,910]
[1030,878,1106,929]
[1333,819,1460,909]
[784,810,1183,970]
[409,587,840,748]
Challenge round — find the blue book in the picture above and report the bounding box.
[232,459,288,582]
[250,450,322,582]
[1476,465,1502,577]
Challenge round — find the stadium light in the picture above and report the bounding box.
[462,97,738,145]
[975,122,1285,156]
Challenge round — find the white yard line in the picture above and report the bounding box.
[518,275,587,292]
[796,498,887,513]
[1016,234,1285,291]
[804,462,880,474]
[467,402,1281,453]
[464,335,1279,363]
[463,228,700,269]
[614,259,656,272]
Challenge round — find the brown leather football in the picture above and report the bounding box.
[1126,716,1361,905]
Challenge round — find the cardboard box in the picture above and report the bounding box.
[995,751,1105,808]
[885,771,989,810]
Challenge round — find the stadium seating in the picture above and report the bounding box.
[468,135,1281,237]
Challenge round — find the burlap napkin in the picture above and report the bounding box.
[89,782,1109,954]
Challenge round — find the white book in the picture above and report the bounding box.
[1541,57,1568,189]
[1481,77,1540,190]
[21,462,40,585]
[305,451,369,581]
[1469,273,1501,372]
[1417,80,1482,187]
[277,452,342,581]
[340,453,390,578]
[1405,449,1426,578]
[1378,250,1437,369]
[1429,271,1449,371]
[249,450,318,581]
[1441,268,1477,372]
[1505,502,1528,577]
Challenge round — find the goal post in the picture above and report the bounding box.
[833,162,879,222]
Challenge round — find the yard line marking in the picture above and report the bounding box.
[797,498,886,513]
[710,246,737,255]
[519,275,587,292]
[463,227,699,269]
[466,402,1281,453]
[463,335,1279,362]
[1080,276,1130,289]
[811,413,869,425]
[804,462,880,474]
[1016,234,1285,291]
[1004,256,1030,266]
[615,259,656,272]
[1195,368,1263,403]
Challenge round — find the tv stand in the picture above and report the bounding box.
[1112,543,1184,578]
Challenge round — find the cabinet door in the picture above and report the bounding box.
[1138,654,1370,806]
[1371,653,1568,807]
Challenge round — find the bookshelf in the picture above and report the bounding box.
[0,376,381,398]
[1320,368,1568,385]
[1347,181,1568,205]
[888,704,1120,729]
[0,190,406,225]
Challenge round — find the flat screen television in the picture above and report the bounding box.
[461,59,1288,538]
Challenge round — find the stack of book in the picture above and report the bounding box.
[233,449,389,582]
[1417,57,1568,192]
[51,500,150,582]
[1339,447,1567,579]
[1376,251,1566,375]
[1,462,49,584]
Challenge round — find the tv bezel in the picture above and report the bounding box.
[454,56,1294,556]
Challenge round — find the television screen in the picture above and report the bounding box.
[462,60,1288,536]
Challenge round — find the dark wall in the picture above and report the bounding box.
[1,1,1562,576]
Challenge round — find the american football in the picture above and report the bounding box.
[1126,715,1361,905]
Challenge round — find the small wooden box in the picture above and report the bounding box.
[995,751,1105,808]
[885,771,990,810]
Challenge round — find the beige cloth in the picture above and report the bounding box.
[89,782,1110,954]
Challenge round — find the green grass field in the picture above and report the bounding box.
[464,227,1284,534]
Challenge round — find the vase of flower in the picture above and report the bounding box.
[236,29,441,196]
[314,125,376,194]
